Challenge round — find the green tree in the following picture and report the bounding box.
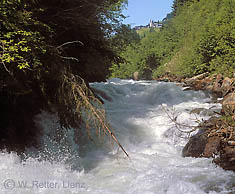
[0,0,129,151]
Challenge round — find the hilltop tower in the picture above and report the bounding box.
[149,19,154,28]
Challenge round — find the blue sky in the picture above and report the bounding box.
[122,0,174,27]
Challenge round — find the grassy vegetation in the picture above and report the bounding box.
[136,27,160,38]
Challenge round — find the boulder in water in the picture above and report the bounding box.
[133,72,139,81]
[222,91,235,116]
[214,147,235,171]
[182,116,235,172]
[203,136,221,157]
[92,88,112,102]
[185,72,209,84]
[221,77,233,96]
[182,129,208,157]
[212,74,223,97]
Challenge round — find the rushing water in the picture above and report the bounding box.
[1,79,234,194]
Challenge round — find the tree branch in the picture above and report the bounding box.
[56,40,84,50]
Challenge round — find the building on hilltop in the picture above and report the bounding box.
[133,25,145,30]
[149,20,163,28]
[133,20,162,30]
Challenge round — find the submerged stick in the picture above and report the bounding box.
[61,73,129,159]
[76,82,130,159]
[161,105,199,134]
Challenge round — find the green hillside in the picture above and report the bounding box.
[110,0,235,79]
[136,27,160,38]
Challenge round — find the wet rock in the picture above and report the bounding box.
[221,77,233,96]
[222,91,235,116]
[190,108,205,115]
[228,141,235,146]
[215,74,223,86]
[214,147,235,171]
[183,116,235,172]
[212,74,223,97]
[92,88,112,102]
[185,73,209,84]
[182,130,221,158]
[156,73,184,83]
[205,84,213,92]
[133,72,139,81]
[182,129,208,157]
[184,74,214,92]
[203,136,221,157]
[233,115,235,121]
[190,108,219,117]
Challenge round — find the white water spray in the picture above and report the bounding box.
[0,79,234,194]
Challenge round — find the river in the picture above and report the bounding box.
[1,79,234,194]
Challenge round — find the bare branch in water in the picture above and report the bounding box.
[161,105,199,135]
[59,72,129,158]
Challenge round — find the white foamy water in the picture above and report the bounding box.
[1,79,234,194]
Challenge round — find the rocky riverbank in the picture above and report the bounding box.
[156,73,235,172]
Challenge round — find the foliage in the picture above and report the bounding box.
[0,0,128,151]
[172,0,194,15]
[169,0,235,77]
[136,27,160,39]
[110,22,179,79]
[110,24,140,54]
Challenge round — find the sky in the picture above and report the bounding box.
[122,0,174,27]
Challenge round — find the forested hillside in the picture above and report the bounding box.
[110,0,235,79]
[0,0,128,150]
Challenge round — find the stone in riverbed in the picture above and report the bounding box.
[182,116,235,172]
[203,136,221,157]
[228,141,235,146]
[185,72,209,84]
[182,129,208,157]
[133,72,139,81]
[190,108,219,117]
[221,77,233,96]
[92,88,112,102]
[182,131,221,158]
[212,74,223,97]
[214,147,235,171]
[222,91,235,116]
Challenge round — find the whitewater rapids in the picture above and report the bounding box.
[0,79,234,194]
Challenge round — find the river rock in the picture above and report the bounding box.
[182,131,221,158]
[214,147,235,171]
[212,74,223,97]
[205,84,214,92]
[183,115,235,172]
[222,91,235,116]
[190,108,217,117]
[228,141,235,146]
[185,72,209,84]
[203,136,221,157]
[92,88,112,102]
[133,72,139,81]
[182,129,208,157]
[221,77,233,96]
